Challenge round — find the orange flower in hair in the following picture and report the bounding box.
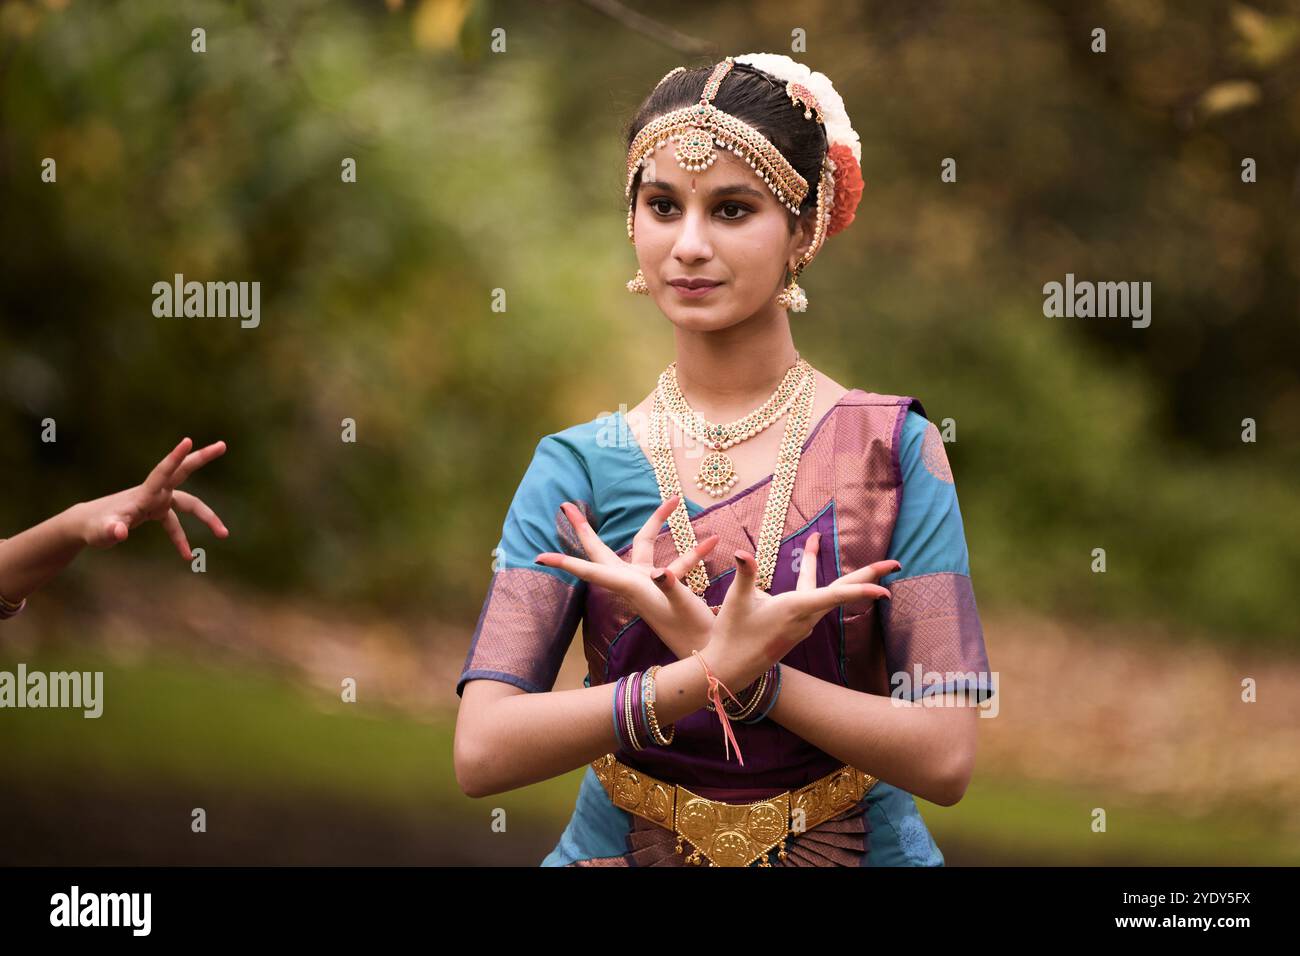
[827,143,865,237]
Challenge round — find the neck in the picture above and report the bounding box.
[669,307,800,419]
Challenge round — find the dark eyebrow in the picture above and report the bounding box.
[642,180,767,201]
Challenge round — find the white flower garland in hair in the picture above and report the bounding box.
[733,52,861,165]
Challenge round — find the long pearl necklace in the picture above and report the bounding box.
[659,353,806,499]
[648,361,816,595]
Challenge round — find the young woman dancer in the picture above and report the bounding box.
[454,54,992,866]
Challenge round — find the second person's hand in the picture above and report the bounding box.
[73,437,230,560]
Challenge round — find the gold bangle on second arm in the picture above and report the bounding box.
[643,665,675,746]
[705,667,769,719]
[0,590,26,619]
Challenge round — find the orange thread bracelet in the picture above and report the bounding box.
[692,649,745,765]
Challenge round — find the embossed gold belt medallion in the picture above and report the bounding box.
[591,753,878,867]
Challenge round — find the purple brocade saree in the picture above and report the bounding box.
[457,389,994,867]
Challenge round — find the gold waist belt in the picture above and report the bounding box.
[591,753,878,867]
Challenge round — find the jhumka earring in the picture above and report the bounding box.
[776,263,808,312]
[626,199,649,294]
[774,148,837,315]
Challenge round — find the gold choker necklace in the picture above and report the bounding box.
[660,353,806,499]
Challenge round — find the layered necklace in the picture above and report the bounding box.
[661,353,807,500]
[648,355,816,596]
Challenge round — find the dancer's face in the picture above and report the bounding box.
[631,143,814,331]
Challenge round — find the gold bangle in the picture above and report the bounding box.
[726,670,769,720]
[0,591,26,618]
[705,668,767,717]
[625,670,642,751]
[643,665,675,746]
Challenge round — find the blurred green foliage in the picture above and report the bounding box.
[2,0,1298,643]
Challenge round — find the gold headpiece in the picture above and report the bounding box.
[625,57,809,220]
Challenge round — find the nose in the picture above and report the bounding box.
[671,205,714,264]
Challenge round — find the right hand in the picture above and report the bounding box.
[700,530,900,691]
[534,495,721,659]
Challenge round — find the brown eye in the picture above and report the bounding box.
[718,202,751,220]
[648,198,673,215]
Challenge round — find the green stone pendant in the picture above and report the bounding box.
[696,450,737,498]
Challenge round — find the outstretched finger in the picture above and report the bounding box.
[558,501,619,565]
[833,558,902,587]
[145,437,193,492]
[650,565,714,626]
[161,508,193,560]
[735,549,757,587]
[721,549,758,610]
[663,532,719,582]
[173,490,229,539]
[534,551,624,591]
[796,531,821,591]
[170,440,228,488]
[789,579,890,620]
[630,495,681,565]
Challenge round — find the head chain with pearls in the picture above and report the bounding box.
[624,54,864,278]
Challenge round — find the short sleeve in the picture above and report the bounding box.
[455,434,592,697]
[878,409,993,702]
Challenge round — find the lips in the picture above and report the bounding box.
[669,278,723,289]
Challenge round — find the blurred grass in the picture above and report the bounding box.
[925,778,1300,866]
[0,644,583,831]
[4,642,1294,865]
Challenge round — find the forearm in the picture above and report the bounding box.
[765,664,969,805]
[464,652,722,797]
[0,506,86,602]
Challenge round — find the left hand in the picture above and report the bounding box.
[534,495,719,659]
[73,437,230,560]
[702,531,899,691]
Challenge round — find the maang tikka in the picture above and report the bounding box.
[624,55,865,311]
